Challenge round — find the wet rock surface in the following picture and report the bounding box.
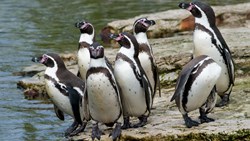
[17,3,250,141]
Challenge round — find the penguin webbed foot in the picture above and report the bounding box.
[199,107,214,123]
[132,115,148,128]
[216,94,229,107]
[183,114,199,128]
[109,122,122,141]
[68,122,87,136]
[121,117,132,129]
[65,121,79,137]
[199,115,215,123]
[91,123,103,140]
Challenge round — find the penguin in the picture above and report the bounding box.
[110,32,153,129]
[32,53,89,136]
[75,20,95,80]
[86,42,123,141]
[179,1,235,107]
[170,55,221,128]
[133,17,161,100]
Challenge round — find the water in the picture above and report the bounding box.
[0,0,248,140]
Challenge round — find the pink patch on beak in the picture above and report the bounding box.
[81,23,89,29]
[40,55,48,63]
[187,3,195,11]
[115,34,123,41]
[141,21,149,28]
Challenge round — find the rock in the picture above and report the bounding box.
[100,2,250,41]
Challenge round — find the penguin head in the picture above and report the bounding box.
[110,32,139,57]
[75,20,94,35]
[32,53,66,69]
[133,17,156,34]
[89,42,104,59]
[179,1,216,26]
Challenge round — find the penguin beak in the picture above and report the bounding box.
[109,33,123,41]
[40,54,49,64]
[31,55,47,64]
[31,57,40,63]
[109,33,118,39]
[75,21,88,29]
[149,20,156,25]
[179,2,194,11]
[143,19,156,27]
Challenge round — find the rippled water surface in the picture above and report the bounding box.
[0,0,248,140]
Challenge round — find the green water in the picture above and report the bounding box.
[0,0,248,140]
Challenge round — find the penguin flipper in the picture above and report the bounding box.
[214,26,235,86]
[170,68,192,102]
[223,47,235,85]
[54,82,68,96]
[67,86,82,124]
[170,56,204,102]
[153,65,161,97]
[142,73,153,112]
[77,71,81,78]
[54,104,64,120]
[83,90,91,121]
[105,57,113,72]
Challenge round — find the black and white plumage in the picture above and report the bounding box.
[170,55,221,128]
[75,20,95,80]
[110,32,153,129]
[133,17,161,100]
[86,42,123,141]
[32,53,89,136]
[179,1,235,107]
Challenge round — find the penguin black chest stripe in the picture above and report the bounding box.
[44,74,69,96]
[195,23,234,85]
[195,23,217,46]
[195,23,226,55]
[86,67,118,95]
[78,42,90,50]
[116,52,143,87]
[139,43,154,70]
[182,58,214,111]
[139,43,151,55]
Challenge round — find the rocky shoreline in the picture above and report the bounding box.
[17,3,250,140]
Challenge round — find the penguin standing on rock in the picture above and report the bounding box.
[171,55,221,128]
[133,17,161,100]
[110,32,153,129]
[75,20,95,80]
[32,53,89,136]
[86,42,123,141]
[179,1,235,107]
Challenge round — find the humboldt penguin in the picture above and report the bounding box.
[171,55,221,128]
[110,32,153,129]
[133,17,161,100]
[32,53,89,136]
[179,1,235,107]
[75,20,95,80]
[86,42,123,140]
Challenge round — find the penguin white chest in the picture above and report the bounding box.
[87,73,120,123]
[77,48,90,80]
[183,63,221,112]
[114,59,147,117]
[139,52,154,88]
[193,30,220,57]
[45,80,73,117]
[193,30,230,93]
